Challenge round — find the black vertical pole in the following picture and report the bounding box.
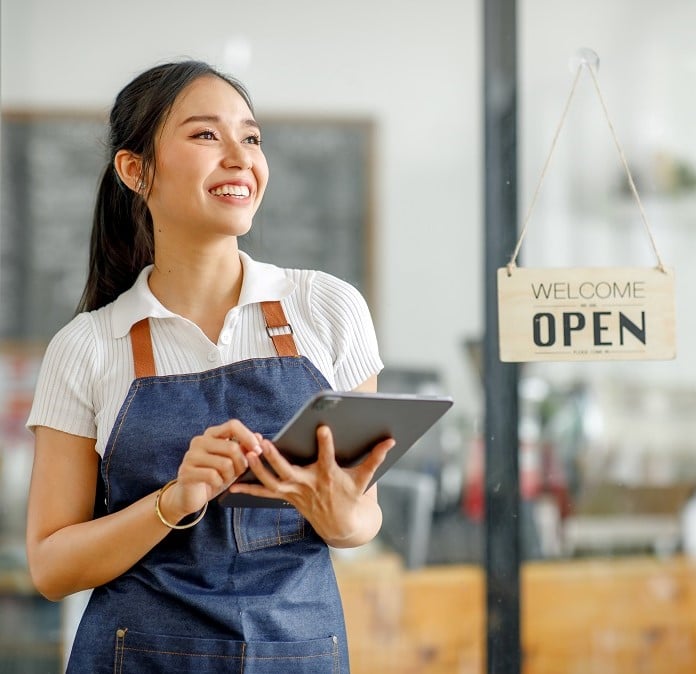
[483,1,521,673]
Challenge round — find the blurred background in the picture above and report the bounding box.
[3,0,696,672]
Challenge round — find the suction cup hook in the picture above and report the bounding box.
[568,47,600,74]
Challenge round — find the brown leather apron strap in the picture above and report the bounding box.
[130,304,297,377]
[260,301,299,357]
[130,318,156,378]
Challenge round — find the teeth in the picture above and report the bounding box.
[210,184,250,198]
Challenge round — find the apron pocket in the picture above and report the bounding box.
[113,628,245,673]
[113,628,340,674]
[233,506,308,552]
[243,634,341,674]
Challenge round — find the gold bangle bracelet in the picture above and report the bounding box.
[155,479,208,530]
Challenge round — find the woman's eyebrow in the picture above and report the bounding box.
[179,114,260,130]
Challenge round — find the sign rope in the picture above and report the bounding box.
[507,50,666,275]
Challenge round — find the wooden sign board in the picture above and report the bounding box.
[497,267,676,362]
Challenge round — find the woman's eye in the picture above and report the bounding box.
[243,135,262,146]
[194,130,217,140]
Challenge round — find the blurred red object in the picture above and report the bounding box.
[462,434,570,520]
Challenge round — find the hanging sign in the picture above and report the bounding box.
[497,49,676,363]
[498,266,675,362]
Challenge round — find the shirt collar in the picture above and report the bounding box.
[110,251,296,338]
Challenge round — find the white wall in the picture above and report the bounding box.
[3,0,696,417]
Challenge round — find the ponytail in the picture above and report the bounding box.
[75,165,153,313]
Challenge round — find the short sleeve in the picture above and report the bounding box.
[308,272,383,391]
[26,313,99,439]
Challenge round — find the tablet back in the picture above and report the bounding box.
[219,391,453,508]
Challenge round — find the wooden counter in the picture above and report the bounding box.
[334,554,696,674]
[4,553,696,673]
[335,553,483,673]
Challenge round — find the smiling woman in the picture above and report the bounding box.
[24,60,392,674]
[110,74,271,341]
[76,64,265,315]
[117,76,269,265]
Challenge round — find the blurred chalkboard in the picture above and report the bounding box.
[0,113,373,340]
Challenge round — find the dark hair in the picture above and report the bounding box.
[76,60,253,312]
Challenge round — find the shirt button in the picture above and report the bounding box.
[220,331,232,345]
[207,351,218,363]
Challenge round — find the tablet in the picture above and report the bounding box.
[218,390,453,508]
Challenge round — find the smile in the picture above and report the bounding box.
[209,184,250,198]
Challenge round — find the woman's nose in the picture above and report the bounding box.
[222,141,252,169]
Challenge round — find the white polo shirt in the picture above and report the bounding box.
[27,251,383,457]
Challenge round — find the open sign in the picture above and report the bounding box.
[497,267,676,362]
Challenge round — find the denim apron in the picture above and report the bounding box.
[67,301,350,674]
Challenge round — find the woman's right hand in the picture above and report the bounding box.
[159,419,263,522]
[27,422,263,601]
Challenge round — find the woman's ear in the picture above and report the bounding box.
[114,150,145,194]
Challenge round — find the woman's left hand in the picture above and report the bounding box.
[226,425,395,547]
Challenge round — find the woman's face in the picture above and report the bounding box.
[146,75,269,242]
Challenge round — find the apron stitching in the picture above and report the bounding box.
[234,509,307,552]
[298,360,328,388]
[243,651,338,662]
[121,646,244,660]
[236,530,306,552]
[275,509,282,544]
[114,627,127,674]
[104,382,142,509]
[130,357,310,388]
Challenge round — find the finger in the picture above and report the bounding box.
[226,478,286,503]
[190,436,250,466]
[315,425,336,470]
[186,437,253,482]
[204,419,262,454]
[247,441,293,484]
[178,465,238,494]
[183,449,248,486]
[351,438,395,487]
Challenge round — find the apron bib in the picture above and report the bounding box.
[67,302,349,673]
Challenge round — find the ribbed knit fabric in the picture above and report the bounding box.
[27,254,382,457]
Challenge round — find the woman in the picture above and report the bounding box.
[25,60,393,673]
